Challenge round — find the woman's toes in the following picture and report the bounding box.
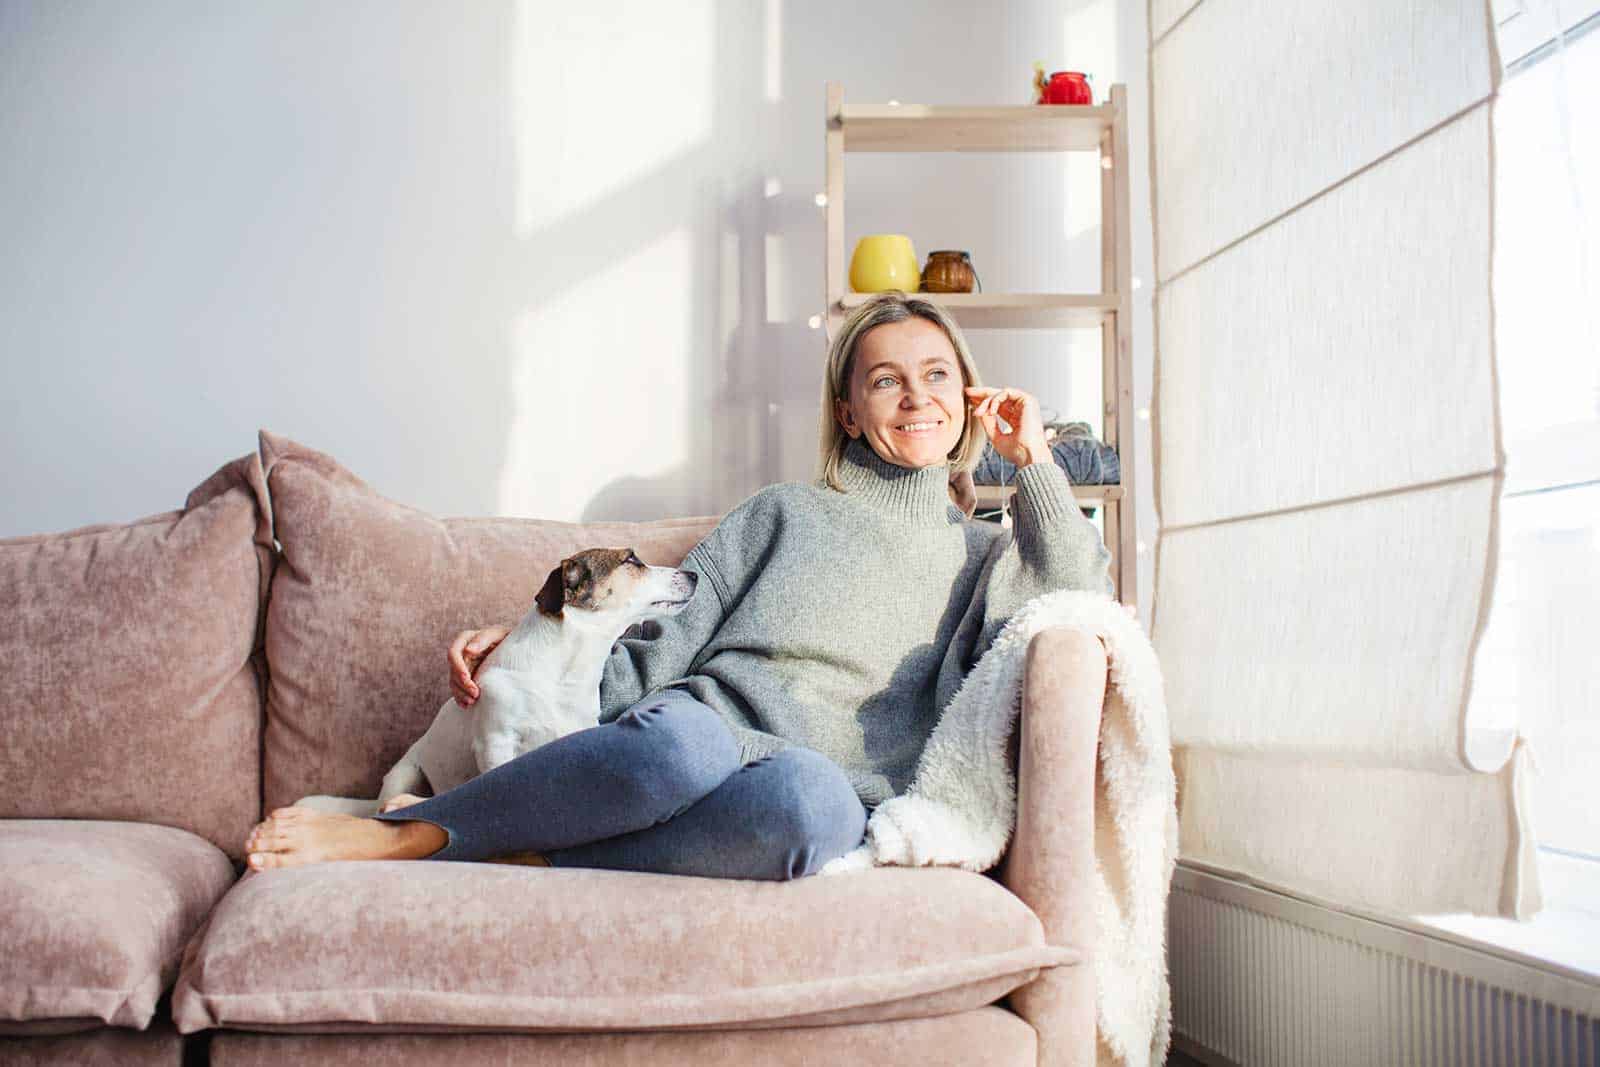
[249,813,294,853]
[247,850,281,871]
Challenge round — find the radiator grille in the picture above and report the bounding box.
[1169,867,1599,1066]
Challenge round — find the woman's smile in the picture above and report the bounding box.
[892,419,944,435]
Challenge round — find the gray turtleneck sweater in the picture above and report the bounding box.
[597,435,1113,809]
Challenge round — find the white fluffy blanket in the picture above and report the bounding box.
[818,590,1178,1067]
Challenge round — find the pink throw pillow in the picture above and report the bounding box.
[0,452,274,860]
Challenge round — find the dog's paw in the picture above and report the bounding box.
[379,793,428,814]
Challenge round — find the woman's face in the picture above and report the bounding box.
[835,317,967,469]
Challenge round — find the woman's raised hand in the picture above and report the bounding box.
[449,625,512,707]
[964,386,1051,469]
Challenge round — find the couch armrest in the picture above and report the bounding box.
[996,625,1107,1067]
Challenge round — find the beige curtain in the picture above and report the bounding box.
[1147,0,1540,918]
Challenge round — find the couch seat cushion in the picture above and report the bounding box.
[0,820,237,1034]
[172,863,1079,1035]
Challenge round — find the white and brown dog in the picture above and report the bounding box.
[294,548,698,817]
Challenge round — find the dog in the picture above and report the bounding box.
[294,547,698,818]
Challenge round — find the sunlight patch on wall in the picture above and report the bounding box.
[720,225,741,360]
[765,0,783,103]
[764,231,791,323]
[1056,3,1120,247]
[1063,0,1118,84]
[511,0,713,236]
[498,226,694,521]
[1062,0,1118,245]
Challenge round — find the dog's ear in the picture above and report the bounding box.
[534,564,565,618]
[556,556,595,604]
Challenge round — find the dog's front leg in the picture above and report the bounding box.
[473,730,523,775]
[376,758,429,809]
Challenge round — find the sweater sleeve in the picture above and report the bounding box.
[933,459,1113,711]
[596,538,728,722]
[595,495,800,768]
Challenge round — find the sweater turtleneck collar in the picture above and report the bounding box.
[833,435,958,525]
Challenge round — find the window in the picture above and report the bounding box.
[1418,0,1600,975]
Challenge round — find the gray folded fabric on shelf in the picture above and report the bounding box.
[973,423,1120,486]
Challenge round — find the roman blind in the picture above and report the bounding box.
[1147,0,1540,918]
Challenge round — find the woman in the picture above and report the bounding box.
[243,291,1112,879]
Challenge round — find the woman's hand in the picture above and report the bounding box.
[449,625,512,707]
[965,386,1051,468]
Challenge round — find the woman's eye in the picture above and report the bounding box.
[929,369,948,380]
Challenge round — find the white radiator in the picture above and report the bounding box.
[1168,862,1599,1066]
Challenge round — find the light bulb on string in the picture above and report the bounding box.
[999,452,1013,529]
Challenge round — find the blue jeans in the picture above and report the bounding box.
[370,687,869,881]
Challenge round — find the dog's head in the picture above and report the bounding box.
[533,547,698,636]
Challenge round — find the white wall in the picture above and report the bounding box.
[0,0,1155,619]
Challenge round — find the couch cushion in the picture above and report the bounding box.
[0,820,237,1034]
[171,863,1078,1035]
[0,454,274,860]
[255,429,719,813]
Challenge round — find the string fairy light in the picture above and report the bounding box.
[1000,456,1012,529]
[999,414,1014,529]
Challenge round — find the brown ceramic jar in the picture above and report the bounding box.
[919,250,980,293]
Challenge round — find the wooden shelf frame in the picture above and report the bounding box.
[835,291,1117,330]
[823,82,1138,606]
[839,102,1118,153]
[972,483,1124,508]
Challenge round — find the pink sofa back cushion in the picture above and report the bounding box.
[257,430,721,812]
[0,453,274,860]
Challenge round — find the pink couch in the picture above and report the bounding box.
[0,430,1109,1067]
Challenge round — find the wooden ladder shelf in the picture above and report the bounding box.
[823,81,1138,607]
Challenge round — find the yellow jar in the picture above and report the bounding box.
[849,234,920,293]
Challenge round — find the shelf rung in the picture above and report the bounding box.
[836,291,1116,329]
[973,483,1123,507]
[837,103,1115,153]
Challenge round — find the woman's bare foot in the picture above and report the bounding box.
[244,806,447,871]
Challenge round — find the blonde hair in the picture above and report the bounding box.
[815,290,987,492]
